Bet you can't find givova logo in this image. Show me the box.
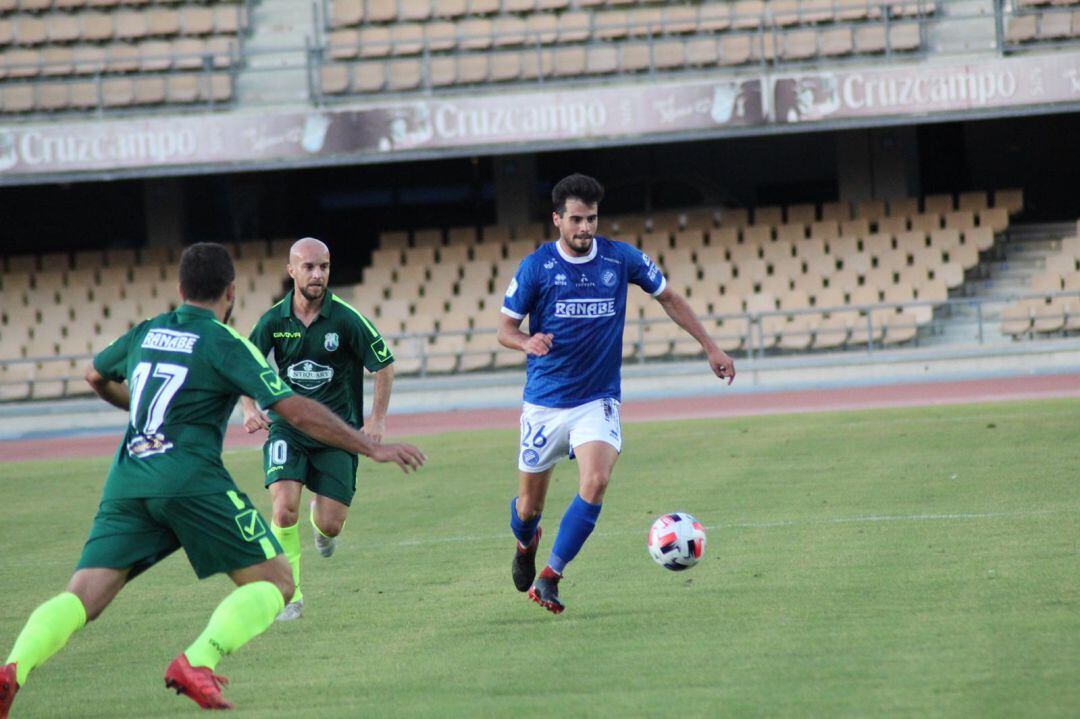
[286,360,334,390]
[554,299,616,318]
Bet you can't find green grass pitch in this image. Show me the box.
[2,399,1079,718]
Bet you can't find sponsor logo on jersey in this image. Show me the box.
[601,269,617,287]
[554,299,616,318]
[324,332,339,351]
[522,448,540,466]
[141,329,199,354]
[286,360,334,390]
[544,259,556,269]
[273,331,302,339]
[554,273,567,286]
[642,253,660,281]
[126,432,174,458]
[505,277,519,297]
[576,273,595,287]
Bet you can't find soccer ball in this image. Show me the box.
[647,512,706,571]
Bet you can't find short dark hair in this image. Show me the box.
[552,173,604,215]
[178,243,236,302]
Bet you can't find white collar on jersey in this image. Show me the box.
[555,237,598,264]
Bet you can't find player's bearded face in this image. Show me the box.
[290,253,330,301]
[556,199,599,256]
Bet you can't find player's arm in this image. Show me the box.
[85,366,130,410]
[268,394,425,473]
[240,395,272,433]
[654,287,736,385]
[364,363,394,443]
[497,314,552,356]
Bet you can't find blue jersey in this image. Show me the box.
[501,236,667,408]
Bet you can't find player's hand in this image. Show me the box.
[362,417,386,444]
[243,408,272,433]
[707,347,736,385]
[372,442,427,474]
[522,333,554,356]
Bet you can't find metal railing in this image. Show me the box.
[4,289,1079,400]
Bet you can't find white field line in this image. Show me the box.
[387,509,1065,549]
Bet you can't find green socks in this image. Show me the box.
[5,592,87,686]
[184,581,284,670]
[271,521,303,603]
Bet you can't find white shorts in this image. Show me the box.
[518,398,623,473]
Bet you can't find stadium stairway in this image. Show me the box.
[928,0,997,54]
[235,0,313,104]
[925,222,1075,346]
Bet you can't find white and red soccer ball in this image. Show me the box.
[647,512,706,571]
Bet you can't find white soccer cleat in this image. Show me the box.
[274,599,303,622]
[310,500,337,558]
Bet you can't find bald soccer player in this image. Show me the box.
[240,238,397,621]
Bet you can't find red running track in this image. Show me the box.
[3,373,1078,463]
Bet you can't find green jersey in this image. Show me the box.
[93,304,294,500]
[249,289,393,433]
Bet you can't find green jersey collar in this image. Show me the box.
[177,304,218,320]
[278,289,335,320]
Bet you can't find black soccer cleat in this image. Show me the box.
[512,527,542,592]
[528,572,565,615]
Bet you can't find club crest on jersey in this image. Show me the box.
[286,360,334,390]
[601,269,617,287]
[324,332,339,351]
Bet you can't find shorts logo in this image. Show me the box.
[286,360,334,390]
[324,332,339,351]
[522,449,540,467]
[601,269,617,287]
[235,509,267,542]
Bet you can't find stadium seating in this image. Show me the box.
[315,0,933,96]
[0,0,247,113]
[1001,230,1080,340]
[1004,2,1080,46]
[0,188,1018,397]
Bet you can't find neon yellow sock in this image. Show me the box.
[271,521,302,603]
[184,581,284,671]
[6,592,87,686]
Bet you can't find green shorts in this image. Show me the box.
[263,426,358,506]
[76,490,282,580]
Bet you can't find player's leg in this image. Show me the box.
[4,498,178,715]
[265,432,310,620]
[531,399,623,614]
[514,403,570,593]
[511,469,552,592]
[162,491,290,709]
[306,450,358,558]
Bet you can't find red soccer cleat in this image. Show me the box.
[527,568,565,615]
[0,663,17,719]
[164,654,234,710]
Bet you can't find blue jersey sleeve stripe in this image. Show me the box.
[650,275,668,297]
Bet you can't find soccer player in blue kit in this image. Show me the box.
[498,174,736,614]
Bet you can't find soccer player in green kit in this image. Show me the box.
[240,237,395,621]
[0,243,425,716]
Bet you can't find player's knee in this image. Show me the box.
[273,506,299,527]
[579,472,610,502]
[316,517,344,537]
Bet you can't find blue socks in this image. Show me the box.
[510,497,541,548]
[548,494,602,575]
